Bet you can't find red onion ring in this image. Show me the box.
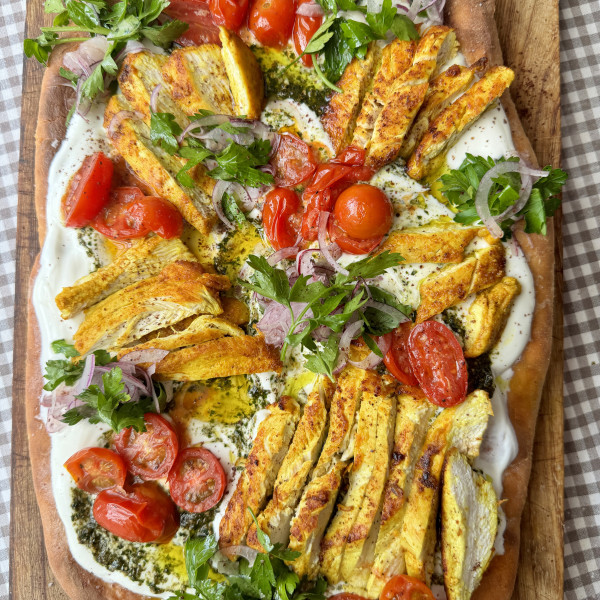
[267,247,299,265]
[150,83,162,113]
[349,351,384,370]
[318,212,349,276]
[212,180,235,230]
[72,353,95,395]
[106,110,144,139]
[220,545,259,563]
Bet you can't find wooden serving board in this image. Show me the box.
[10,1,563,598]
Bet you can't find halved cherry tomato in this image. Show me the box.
[92,187,183,240]
[301,188,334,241]
[262,187,302,250]
[408,321,468,407]
[93,482,180,543]
[209,0,248,29]
[62,152,114,227]
[168,447,226,513]
[272,133,317,187]
[328,218,382,254]
[114,414,179,481]
[328,594,368,600]
[164,0,221,45]
[380,575,435,600]
[333,184,393,239]
[64,447,126,494]
[332,145,367,167]
[384,323,419,386]
[248,0,296,48]
[293,0,322,67]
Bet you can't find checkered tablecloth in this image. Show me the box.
[1,1,599,599]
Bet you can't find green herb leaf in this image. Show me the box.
[304,335,340,380]
[51,339,80,358]
[185,536,218,588]
[141,19,189,48]
[390,14,420,40]
[365,0,396,37]
[222,192,248,226]
[150,112,182,155]
[45,0,65,13]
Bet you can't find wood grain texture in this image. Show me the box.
[9,2,563,600]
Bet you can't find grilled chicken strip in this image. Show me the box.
[153,334,282,380]
[218,396,300,550]
[288,366,369,579]
[321,45,380,155]
[367,393,435,598]
[55,236,196,319]
[406,66,515,180]
[441,448,498,600]
[162,45,235,116]
[365,26,457,170]
[246,378,336,551]
[463,276,521,357]
[416,243,506,323]
[379,223,481,264]
[400,390,493,585]
[73,261,226,355]
[399,58,487,159]
[351,39,416,150]
[105,94,215,233]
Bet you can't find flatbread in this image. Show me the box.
[24,2,555,598]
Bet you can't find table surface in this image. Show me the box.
[1,1,599,599]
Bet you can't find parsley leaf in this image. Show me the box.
[186,536,218,588]
[51,339,80,358]
[439,154,567,239]
[150,111,182,154]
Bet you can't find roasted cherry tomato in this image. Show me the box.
[262,187,302,250]
[293,0,323,67]
[384,323,419,386]
[333,184,393,239]
[164,0,221,45]
[328,594,368,600]
[332,145,367,166]
[64,447,126,494]
[168,447,227,513]
[114,414,179,481]
[93,482,180,543]
[92,187,184,240]
[272,133,317,187]
[63,152,114,228]
[248,0,296,48]
[209,0,248,29]
[380,575,435,600]
[328,218,382,254]
[301,188,334,241]
[408,321,468,407]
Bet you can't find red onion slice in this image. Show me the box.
[120,348,170,365]
[212,180,235,230]
[221,545,259,564]
[63,37,109,77]
[267,247,299,265]
[150,83,162,113]
[349,351,384,370]
[72,353,95,395]
[474,161,550,238]
[115,40,146,63]
[339,321,364,357]
[106,110,144,139]
[296,1,325,16]
[318,212,349,276]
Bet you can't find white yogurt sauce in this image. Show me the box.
[32,47,535,595]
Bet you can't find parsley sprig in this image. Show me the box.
[24,0,187,120]
[150,110,274,190]
[174,511,326,600]
[241,252,409,379]
[439,154,567,238]
[44,339,163,432]
[295,0,419,91]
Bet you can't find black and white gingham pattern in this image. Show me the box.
[561,1,600,598]
[0,1,598,598]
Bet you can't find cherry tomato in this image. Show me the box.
[63,152,114,227]
[384,323,419,386]
[168,447,227,513]
[328,218,382,254]
[209,0,248,29]
[263,187,302,250]
[93,482,180,543]
[328,594,368,600]
[380,575,435,600]
[301,188,334,241]
[164,0,221,45]
[333,184,393,239]
[332,145,367,167]
[293,0,322,67]
[408,321,468,407]
[272,133,317,187]
[64,447,126,494]
[248,0,296,48]
[92,187,184,240]
[114,414,179,481]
